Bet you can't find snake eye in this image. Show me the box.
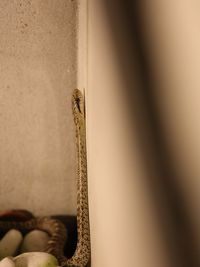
[75,97,82,113]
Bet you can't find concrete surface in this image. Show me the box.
[0,0,78,216]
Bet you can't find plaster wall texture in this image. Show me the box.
[0,0,78,216]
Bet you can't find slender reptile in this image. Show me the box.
[0,89,91,267]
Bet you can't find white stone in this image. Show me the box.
[0,257,15,267]
[0,230,23,259]
[14,252,58,267]
[20,230,50,253]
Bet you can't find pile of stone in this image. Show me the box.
[0,252,59,267]
[0,229,50,258]
[0,210,61,267]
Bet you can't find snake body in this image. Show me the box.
[0,89,91,267]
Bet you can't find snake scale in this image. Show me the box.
[0,89,91,267]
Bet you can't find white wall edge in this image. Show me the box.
[77,0,88,94]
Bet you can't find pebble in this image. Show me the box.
[0,230,23,259]
[14,252,59,267]
[0,227,61,267]
[0,257,15,267]
[0,253,60,267]
[20,230,50,253]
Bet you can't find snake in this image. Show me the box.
[0,89,91,267]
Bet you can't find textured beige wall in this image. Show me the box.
[0,0,78,216]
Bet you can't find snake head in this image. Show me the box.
[72,89,85,126]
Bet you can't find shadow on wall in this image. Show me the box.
[102,1,199,266]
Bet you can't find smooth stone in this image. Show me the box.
[0,257,15,267]
[14,252,59,267]
[0,230,23,259]
[20,230,50,253]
